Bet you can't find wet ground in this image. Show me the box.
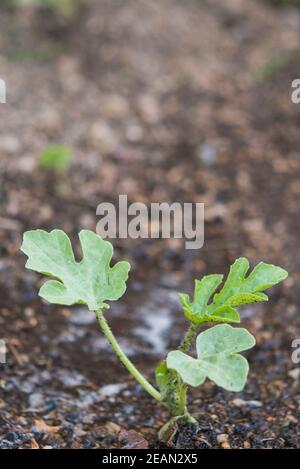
[0,0,300,448]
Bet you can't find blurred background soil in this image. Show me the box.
[0,0,300,449]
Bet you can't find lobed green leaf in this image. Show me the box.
[167,324,256,392]
[21,229,130,311]
[179,257,288,325]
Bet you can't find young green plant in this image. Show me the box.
[20,229,288,443]
[4,0,81,18]
[40,145,71,172]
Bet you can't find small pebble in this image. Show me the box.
[217,433,230,449]
[197,142,218,166]
[288,368,300,380]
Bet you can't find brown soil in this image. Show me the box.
[0,0,299,449]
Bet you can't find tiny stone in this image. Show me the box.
[231,398,246,407]
[28,392,44,409]
[217,433,230,449]
[247,400,263,408]
[197,142,218,166]
[288,368,300,380]
[231,398,262,408]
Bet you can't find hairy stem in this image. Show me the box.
[96,309,161,402]
[163,323,199,424]
[179,323,199,353]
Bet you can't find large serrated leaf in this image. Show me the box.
[179,257,288,325]
[21,229,130,311]
[167,324,256,392]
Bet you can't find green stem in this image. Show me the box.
[96,309,161,402]
[163,323,199,423]
[179,323,198,353]
[176,382,188,416]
